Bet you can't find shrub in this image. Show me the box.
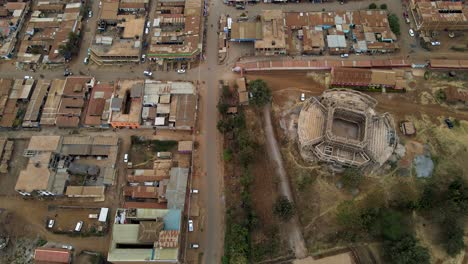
[223,148,233,161]
[341,168,362,190]
[380,4,387,9]
[384,235,430,264]
[273,196,295,221]
[369,3,377,9]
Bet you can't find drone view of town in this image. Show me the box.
[0,0,467,263]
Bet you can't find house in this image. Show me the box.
[410,0,468,31]
[22,79,51,128]
[177,141,192,154]
[34,248,71,264]
[254,10,287,56]
[40,79,66,126]
[330,67,399,90]
[236,78,249,105]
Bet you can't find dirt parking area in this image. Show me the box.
[47,207,107,235]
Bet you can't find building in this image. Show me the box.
[236,77,249,105]
[445,86,468,105]
[0,79,13,120]
[56,76,94,128]
[330,68,404,90]
[254,10,287,56]
[147,0,203,70]
[177,141,192,153]
[0,2,29,59]
[90,14,145,65]
[16,134,119,197]
[34,247,71,264]
[235,10,397,56]
[107,208,182,263]
[410,0,468,32]
[166,167,188,210]
[40,79,66,126]
[110,79,144,128]
[298,89,397,168]
[17,2,82,68]
[22,79,51,128]
[0,137,13,174]
[83,83,114,127]
[119,0,149,11]
[141,81,196,130]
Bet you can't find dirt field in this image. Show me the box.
[246,70,468,262]
[47,207,106,234]
[0,139,28,196]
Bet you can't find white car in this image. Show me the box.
[340,53,349,58]
[84,56,89,65]
[190,243,199,249]
[300,93,305,102]
[409,29,415,37]
[188,220,194,232]
[190,189,199,194]
[24,76,33,80]
[145,28,149,35]
[177,68,186,74]
[88,11,93,18]
[141,54,146,63]
[47,219,55,228]
[146,21,151,28]
[431,41,441,46]
[143,70,152,77]
[61,245,73,250]
[123,153,128,163]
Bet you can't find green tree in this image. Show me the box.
[371,210,408,241]
[369,3,377,9]
[441,218,464,256]
[388,14,401,35]
[58,31,81,56]
[273,196,295,221]
[341,168,362,190]
[336,200,361,228]
[217,102,229,115]
[248,79,271,107]
[380,4,387,9]
[384,235,430,264]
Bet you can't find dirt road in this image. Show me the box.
[263,105,307,259]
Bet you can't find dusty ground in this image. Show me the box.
[245,70,468,262]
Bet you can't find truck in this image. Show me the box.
[157,152,172,159]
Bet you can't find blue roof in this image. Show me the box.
[163,209,181,231]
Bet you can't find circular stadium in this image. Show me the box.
[298,89,397,168]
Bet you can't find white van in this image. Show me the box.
[75,221,83,232]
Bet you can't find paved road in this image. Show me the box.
[263,105,307,259]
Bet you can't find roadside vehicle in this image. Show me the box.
[300,93,305,101]
[409,29,415,37]
[190,189,199,194]
[444,118,454,129]
[74,221,83,232]
[177,68,186,74]
[143,70,153,77]
[188,219,194,232]
[47,219,55,228]
[157,152,172,159]
[431,41,441,46]
[190,243,199,249]
[141,54,146,63]
[88,11,93,18]
[124,153,129,163]
[340,53,349,58]
[84,56,89,65]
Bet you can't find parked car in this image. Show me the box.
[405,17,410,24]
[177,68,186,74]
[143,70,153,77]
[190,189,199,194]
[123,153,129,163]
[300,93,305,102]
[74,221,83,232]
[141,54,146,63]
[47,219,55,228]
[146,21,151,28]
[190,243,199,249]
[444,118,454,129]
[409,29,415,37]
[145,28,149,35]
[88,10,93,18]
[64,69,72,76]
[24,76,33,79]
[61,245,73,250]
[340,53,349,58]
[84,56,89,65]
[431,41,441,46]
[188,219,194,232]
